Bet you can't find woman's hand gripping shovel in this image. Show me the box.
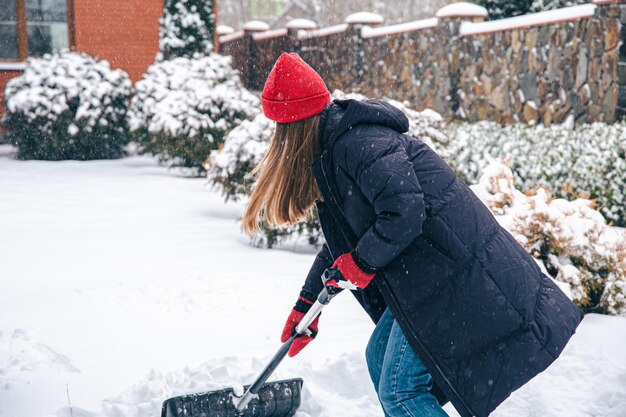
[161,269,343,417]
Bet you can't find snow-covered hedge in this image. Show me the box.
[471,162,626,316]
[253,221,324,250]
[207,113,273,200]
[3,51,132,160]
[128,54,259,172]
[445,121,626,226]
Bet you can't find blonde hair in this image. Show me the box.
[242,115,322,236]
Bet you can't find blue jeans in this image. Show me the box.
[366,308,448,417]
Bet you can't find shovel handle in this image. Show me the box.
[234,286,337,411]
[295,289,332,334]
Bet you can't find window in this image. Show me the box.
[0,0,68,60]
[0,0,19,59]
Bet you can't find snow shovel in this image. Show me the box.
[161,278,341,417]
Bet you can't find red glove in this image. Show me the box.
[325,250,378,290]
[280,290,319,357]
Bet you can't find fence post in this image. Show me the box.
[215,25,234,54]
[286,19,317,54]
[435,2,488,119]
[243,20,269,89]
[619,0,626,121]
[345,12,384,91]
[591,0,626,121]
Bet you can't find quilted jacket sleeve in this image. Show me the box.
[335,131,426,269]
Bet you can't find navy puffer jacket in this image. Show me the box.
[303,99,583,417]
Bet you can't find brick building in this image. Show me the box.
[0,0,164,115]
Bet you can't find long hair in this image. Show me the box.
[242,114,322,236]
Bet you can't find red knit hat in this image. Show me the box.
[261,53,331,123]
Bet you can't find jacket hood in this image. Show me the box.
[319,99,410,149]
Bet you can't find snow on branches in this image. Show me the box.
[207,113,273,201]
[128,54,259,172]
[160,0,216,60]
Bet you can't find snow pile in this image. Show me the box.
[102,353,381,417]
[159,0,216,60]
[435,2,488,18]
[102,315,626,417]
[471,161,626,315]
[3,51,131,160]
[128,54,260,172]
[0,328,79,390]
[344,11,385,24]
[447,120,626,226]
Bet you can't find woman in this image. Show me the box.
[242,53,583,417]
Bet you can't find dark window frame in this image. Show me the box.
[1,0,74,62]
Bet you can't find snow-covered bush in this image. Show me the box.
[446,121,626,226]
[207,113,273,200]
[471,161,626,316]
[253,220,324,250]
[3,51,132,160]
[128,54,260,172]
[160,0,216,60]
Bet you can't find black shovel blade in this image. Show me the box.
[161,378,303,417]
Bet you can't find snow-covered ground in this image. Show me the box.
[1,155,625,417]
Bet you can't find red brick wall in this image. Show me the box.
[73,0,163,82]
[0,70,23,117]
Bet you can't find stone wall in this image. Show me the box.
[456,3,621,124]
[219,1,626,125]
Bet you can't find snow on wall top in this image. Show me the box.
[345,12,384,24]
[243,20,270,31]
[0,62,26,71]
[435,2,488,18]
[286,18,317,30]
[361,17,438,38]
[219,31,244,43]
[253,28,288,41]
[298,23,349,39]
[216,25,234,35]
[460,3,596,35]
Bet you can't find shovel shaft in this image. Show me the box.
[235,287,335,411]
[295,299,324,334]
[234,333,297,411]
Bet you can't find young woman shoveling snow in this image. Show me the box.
[242,53,583,417]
